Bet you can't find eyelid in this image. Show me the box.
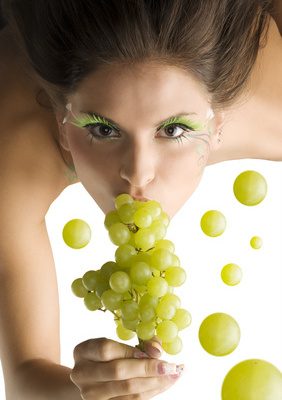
[73,113,205,131]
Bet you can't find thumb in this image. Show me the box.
[136,336,163,359]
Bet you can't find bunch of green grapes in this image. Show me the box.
[71,193,191,355]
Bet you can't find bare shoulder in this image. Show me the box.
[0,27,80,222]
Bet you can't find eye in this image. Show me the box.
[159,123,193,139]
[85,123,120,141]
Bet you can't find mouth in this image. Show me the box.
[131,196,150,202]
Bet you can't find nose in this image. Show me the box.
[119,138,155,188]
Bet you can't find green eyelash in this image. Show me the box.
[71,114,111,129]
[162,116,205,131]
[71,113,206,145]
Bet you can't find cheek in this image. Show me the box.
[160,146,207,216]
[68,133,118,180]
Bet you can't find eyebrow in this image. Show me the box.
[79,110,198,130]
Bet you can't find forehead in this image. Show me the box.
[69,62,211,118]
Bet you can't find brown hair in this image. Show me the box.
[2,0,273,114]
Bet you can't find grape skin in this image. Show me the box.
[70,193,190,355]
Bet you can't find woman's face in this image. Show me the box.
[58,62,224,218]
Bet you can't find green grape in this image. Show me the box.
[144,200,162,220]
[134,228,155,251]
[139,293,158,309]
[147,277,168,297]
[95,279,110,298]
[130,261,152,285]
[171,254,180,267]
[150,248,173,271]
[165,267,186,287]
[116,323,135,340]
[250,236,263,249]
[122,318,139,331]
[62,219,91,249]
[100,261,119,281]
[132,284,147,295]
[150,220,167,241]
[101,289,123,311]
[121,300,139,320]
[159,211,170,227]
[117,202,136,224]
[71,278,88,298]
[109,271,131,293]
[139,304,156,322]
[151,268,161,277]
[161,293,181,309]
[109,222,131,246]
[128,233,136,248]
[115,244,137,268]
[135,252,151,264]
[171,308,191,330]
[198,312,240,356]
[104,210,121,230]
[156,298,176,320]
[133,207,153,228]
[82,270,100,291]
[154,239,175,253]
[233,170,267,206]
[221,263,242,286]
[221,359,282,400]
[200,210,226,237]
[162,336,183,355]
[156,320,178,343]
[136,320,156,341]
[133,200,145,209]
[115,193,134,209]
[84,292,102,311]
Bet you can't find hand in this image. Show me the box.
[70,337,183,399]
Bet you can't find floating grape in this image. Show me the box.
[233,170,267,206]
[221,359,282,400]
[62,219,91,249]
[200,210,226,237]
[250,236,263,249]
[221,263,242,286]
[198,312,240,356]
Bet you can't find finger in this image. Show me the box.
[73,337,142,362]
[142,336,163,359]
[87,374,181,399]
[74,358,183,383]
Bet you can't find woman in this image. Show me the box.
[0,1,281,399]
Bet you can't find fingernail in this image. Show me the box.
[150,346,161,358]
[169,364,185,379]
[158,362,177,375]
[133,350,150,359]
[176,364,185,375]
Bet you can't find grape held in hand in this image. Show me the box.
[70,193,191,355]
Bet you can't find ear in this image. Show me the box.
[208,110,225,151]
[54,111,71,152]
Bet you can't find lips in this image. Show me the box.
[131,196,150,202]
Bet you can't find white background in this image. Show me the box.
[1,158,282,399]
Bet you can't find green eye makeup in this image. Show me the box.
[71,112,206,132]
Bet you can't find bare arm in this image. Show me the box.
[0,119,81,399]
